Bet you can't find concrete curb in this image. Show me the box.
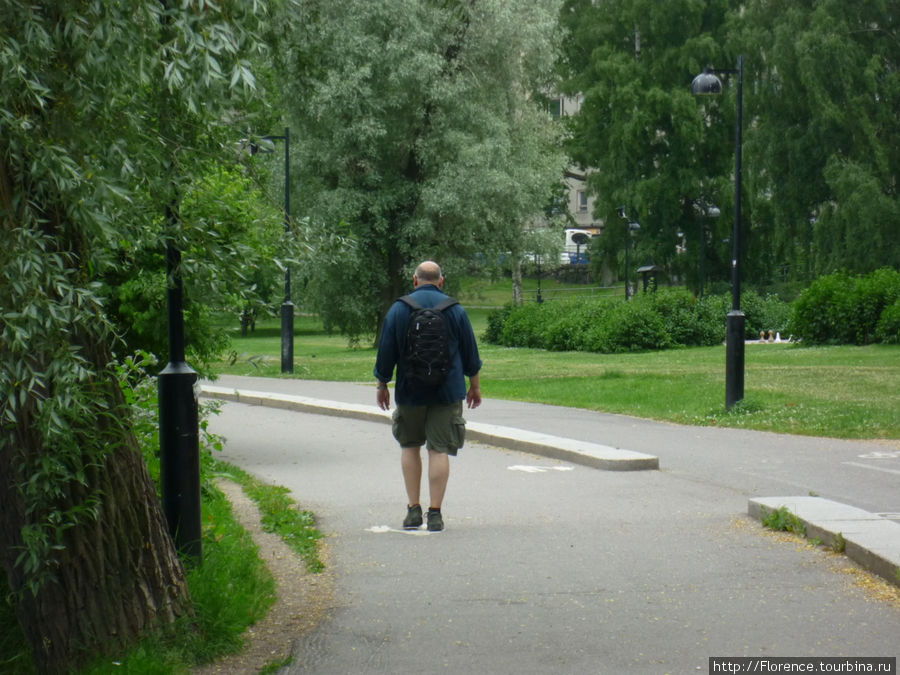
[199,384,659,472]
[749,496,900,589]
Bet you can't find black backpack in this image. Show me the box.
[398,294,458,388]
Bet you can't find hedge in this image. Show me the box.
[485,270,899,353]
[485,288,791,353]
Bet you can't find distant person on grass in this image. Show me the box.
[374,261,482,532]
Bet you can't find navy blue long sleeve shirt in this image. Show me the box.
[374,284,482,406]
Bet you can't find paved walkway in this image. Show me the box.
[202,375,900,674]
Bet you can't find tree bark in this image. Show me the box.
[0,342,192,673]
[511,257,524,306]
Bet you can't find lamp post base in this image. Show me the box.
[725,310,745,409]
[281,301,295,374]
[158,361,201,564]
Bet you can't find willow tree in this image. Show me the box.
[0,2,273,671]
[559,0,739,292]
[278,0,567,337]
[734,0,900,279]
[562,0,899,291]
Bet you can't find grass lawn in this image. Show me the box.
[213,298,900,441]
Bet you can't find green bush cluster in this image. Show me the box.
[485,289,792,353]
[789,268,900,345]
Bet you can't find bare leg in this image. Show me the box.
[401,446,422,506]
[427,449,450,509]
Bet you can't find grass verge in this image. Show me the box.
[210,458,324,573]
[0,457,323,674]
[215,312,900,440]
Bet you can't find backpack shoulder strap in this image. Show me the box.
[398,295,458,312]
[433,297,458,312]
[397,295,421,310]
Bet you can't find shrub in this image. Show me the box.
[645,288,709,346]
[876,297,900,344]
[789,272,853,344]
[789,268,900,344]
[583,299,671,353]
[849,268,900,344]
[741,290,793,340]
[545,299,613,351]
[485,286,793,353]
[484,304,512,344]
[497,302,548,348]
[694,294,729,345]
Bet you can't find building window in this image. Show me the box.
[549,97,562,119]
[577,191,588,212]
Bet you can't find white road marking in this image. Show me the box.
[366,525,432,536]
[508,465,574,473]
[841,461,900,477]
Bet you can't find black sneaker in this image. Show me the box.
[403,504,423,529]
[427,509,444,532]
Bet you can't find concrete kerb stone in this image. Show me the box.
[749,496,900,589]
[199,384,659,472]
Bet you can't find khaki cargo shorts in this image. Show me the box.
[391,401,466,456]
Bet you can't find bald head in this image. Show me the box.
[413,261,443,286]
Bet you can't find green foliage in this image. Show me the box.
[211,461,325,574]
[279,0,568,337]
[210,306,900,439]
[760,506,807,537]
[0,230,118,596]
[789,268,900,344]
[561,0,899,291]
[876,297,900,344]
[101,167,287,375]
[483,304,514,344]
[76,481,277,673]
[0,567,32,673]
[486,287,797,353]
[560,0,737,288]
[0,1,287,668]
[498,302,563,349]
[1,358,286,672]
[545,299,612,351]
[736,1,900,279]
[832,532,846,554]
[583,299,671,353]
[739,290,794,338]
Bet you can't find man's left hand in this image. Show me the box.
[377,386,391,411]
[466,386,482,409]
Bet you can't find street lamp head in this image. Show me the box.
[617,205,627,220]
[691,69,723,95]
[629,222,640,232]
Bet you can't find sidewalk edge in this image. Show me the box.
[749,496,900,589]
[200,385,659,472]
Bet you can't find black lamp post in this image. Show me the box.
[158,204,201,564]
[617,206,641,301]
[251,128,294,374]
[692,56,745,409]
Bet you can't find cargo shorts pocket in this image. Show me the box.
[452,415,466,450]
[391,407,403,444]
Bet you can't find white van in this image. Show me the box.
[562,227,602,265]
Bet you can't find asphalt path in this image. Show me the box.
[207,378,900,674]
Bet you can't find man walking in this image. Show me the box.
[374,261,482,532]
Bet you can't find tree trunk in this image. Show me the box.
[0,342,192,673]
[511,257,524,305]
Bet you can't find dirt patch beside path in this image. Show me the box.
[193,480,336,674]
